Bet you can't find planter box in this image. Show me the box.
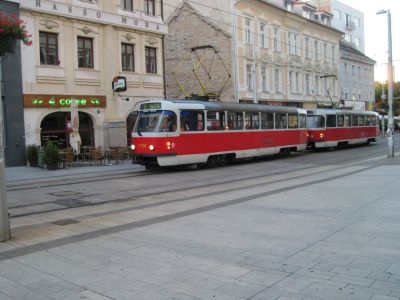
[0,37,17,56]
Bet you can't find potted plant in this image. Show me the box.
[43,142,60,170]
[26,144,38,167]
[0,12,32,56]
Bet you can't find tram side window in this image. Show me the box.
[326,115,336,127]
[344,115,351,127]
[261,112,274,129]
[299,114,306,128]
[372,116,378,126]
[227,111,244,130]
[359,115,365,126]
[275,113,288,129]
[288,114,298,129]
[245,112,260,130]
[207,111,225,131]
[351,115,358,126]
[337,115,344,127]
[180,110,204,131]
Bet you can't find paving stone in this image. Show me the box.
[331,274,374,287]
[215,282,266,299]
[372,280,400,293]
[183,286,244,300]
[295,268,335,280]
[208,263,252,278]
[1,284,52,300]
[239,270,288,287]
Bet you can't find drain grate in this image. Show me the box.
[55,199,91,208]
[50,191,82,197]
[52,219,79,226]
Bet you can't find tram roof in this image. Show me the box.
[307,109,379,116]
[138,99,307,114]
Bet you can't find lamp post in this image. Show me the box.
[377,9,394,157]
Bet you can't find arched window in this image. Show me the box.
[40,112,94,148]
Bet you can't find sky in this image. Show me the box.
[341,0,399,82]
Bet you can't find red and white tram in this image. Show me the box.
[131,100,308,167]
[306,109,380,149]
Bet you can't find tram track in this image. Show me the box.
[4,153,381,261]
[7,139,390,193]
[9,142,389,221]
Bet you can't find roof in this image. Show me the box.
[340,41,376,64]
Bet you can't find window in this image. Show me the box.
[333,9,341,20]
[121,0,133,11]
[273,28,279,51]
[344,115,351,127]
[352,65,355,75]
[289,33,295,54]
[351,115,358,126]
[331,45,335,64]
[274,69,280,93]
[227,111,243,130]
[345,13,351,27]
[288,114,298,128]
[314,76,319,95]
[354,17,360,28]
[337,115,344,127]
[261,64,267,92]
[299,114,306,128]
[40,31,58,65]
[306,115,325,128]
[344,62,348,73]
[144,0,155,16]
[305,37,310,59]
[245,112,260,130]
[245,18,251,44]
[344,34,350,43]
[206,111,224,131]
[77,37,93,68]
[354,37,360,48]
[121,43,134,72]
[305,74,310,95]
[261,113,274,129]
[180,111,204,131]
[260,23,267,48]
[145,46,157,73]
[326,115,336,127]
[289,71,293,93]
[359,115,364,126]
[314,40,319,60]
[275,113,287,129]
[246,64,253,91]
[324,43,327,62]
[295,72,300,93]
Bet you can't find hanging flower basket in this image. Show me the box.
[0,12,32,56]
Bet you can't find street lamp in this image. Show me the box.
[377,9,394,157]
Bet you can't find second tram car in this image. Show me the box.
[131,100,308,167]
[306,109,379,149]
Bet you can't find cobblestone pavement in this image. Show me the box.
[1,147,400,300]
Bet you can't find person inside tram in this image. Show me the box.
[160,116,177,132]
[181,119,190,131]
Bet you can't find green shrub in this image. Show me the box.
[26,144,38,166]
[43,142,60,165]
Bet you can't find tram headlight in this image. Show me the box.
[149,145,155,151]
[320,133,324,139]
[166,141,171,150]
[130,144,136,150]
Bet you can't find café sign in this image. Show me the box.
[24,94,107,108]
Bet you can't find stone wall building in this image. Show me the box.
[164,0,343,108]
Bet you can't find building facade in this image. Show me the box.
[307,0,365,53]
[0,0,26,167]
[20,0,167,150]
[164,0,343,109]
[340,41,375,110]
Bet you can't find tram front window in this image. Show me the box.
[135,110,177,133]
[306,115,325,128]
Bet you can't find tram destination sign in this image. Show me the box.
[24,94,107,108]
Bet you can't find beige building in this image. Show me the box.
[164,0,343,109]
[20,0,167,149]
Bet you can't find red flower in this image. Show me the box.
[0,13,32,46]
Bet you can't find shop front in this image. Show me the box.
[23,94,106,149]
